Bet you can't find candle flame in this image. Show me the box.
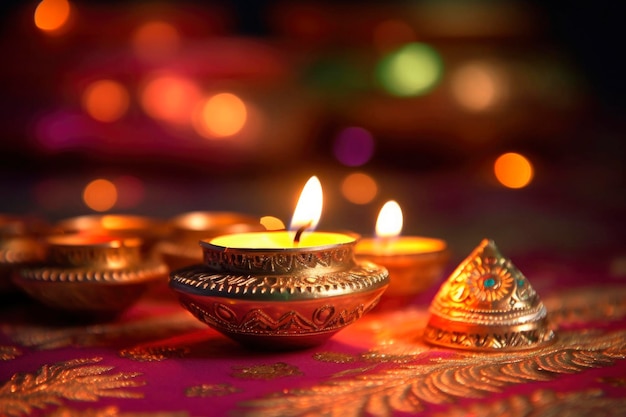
[375,200,403,238]
[290,176,323,233]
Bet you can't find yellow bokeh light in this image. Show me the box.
[377,42,443,96]
[341,173,378,205]
[193,93,247,139]
[131,21,180,62]
[83,179,118,212]
[494,153,534,189]
[451,62,505,111]
[140,75,202,125]
[82,80,130,123]
[34,0,71,33]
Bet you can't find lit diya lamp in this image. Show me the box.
[14,233,168,317]
[169,176,389,349]
[355,201,449,304]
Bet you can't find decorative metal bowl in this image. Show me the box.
[158,211,264,270]
[169,233,389,349]
[14,234,168,316]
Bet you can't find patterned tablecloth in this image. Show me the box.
[2,249,626,417]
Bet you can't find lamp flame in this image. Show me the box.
[375,200,403,238]
[290,176,323,235]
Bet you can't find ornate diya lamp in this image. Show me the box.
[424,238,555,351]
[14,234,168,316]
[169,176,389,349]
[0,215,48,292]
[170,231,388,349]
[158,211,264,270]
[355,201,449,306]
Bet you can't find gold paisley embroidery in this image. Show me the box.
[546,286,626,325]
[0,357,145,417]
[119,346,190,362]
[597,376,626,388]
[185,383,242,397]
[238,329,626,417]
[313,352,356,364]
[44,406,189,417]
[232,362,303,380]
[434,389,626,417]
[0,345,22,360]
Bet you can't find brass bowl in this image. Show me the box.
[169,232,389,349]
[14,234,167,316]
[158,211,264,270]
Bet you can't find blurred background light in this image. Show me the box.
[333,126,375,167]
[451,61,507,112]
[34,0,71,33]
[114,175,145,209]
[494,152,534,189]
[131,20,180,62]
[140,75,202,125]
[82,80,130,123]
[83,179,118,212]
[341,172,378,205]
[377,42,443,96]
[193,93,247,139]
[372,19,416,53]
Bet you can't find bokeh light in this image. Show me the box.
[82,80,130,123]
[34,0,71,33]
[333,127,375,167]
[494,152,534,189]
[451,62,506,111]
[341,172,378,205]
[140,75,202,125]
[373,19,416,52]
[377,42,443,96]
[193,93,247,139]
[131,21,180,62]
[83,179,118,212]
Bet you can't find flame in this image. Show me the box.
[290,176,323,233]
[375,200,403,238]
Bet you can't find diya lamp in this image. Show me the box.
[355,201,449,306]
[169,176,389,349]
[0,215,48,293]
[424,238,555,351]
[14,233,168,317]
[158,211,264,270]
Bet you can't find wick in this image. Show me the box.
[293,221,312,245]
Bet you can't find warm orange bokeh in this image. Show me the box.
[341,172,378,205]
[82,80,130,122]
[83,179,118,212]
[34,0,71,33]
[140,75,202,125]
[194,93,247,138]
[132,21,180,62]
[451,62,506,112]
[494,152,534,189]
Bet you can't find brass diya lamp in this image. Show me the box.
[158,211,264,270]
[170,231,389,349]
[355,201,449,306]
[14,234,168,316]
[0,215,48,292]
[424,238,555,351]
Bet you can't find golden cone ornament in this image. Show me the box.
[424,238,555,351]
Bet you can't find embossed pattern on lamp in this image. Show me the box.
[14,234,168,316]
[169,177,390,349]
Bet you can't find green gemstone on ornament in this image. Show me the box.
[517,278,525,286]
[484,278,496,288]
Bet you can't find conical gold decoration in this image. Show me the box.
[424,238,555,350]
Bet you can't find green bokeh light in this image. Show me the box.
[377,42,443,96]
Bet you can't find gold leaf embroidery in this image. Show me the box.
[546,286,626,325]
[313,352,356,364]
[238,329,626,417]
[185,383,242,397]
[119,346,190,362]
[44,405,190,417]
[232,362,303,380]
[0,345,22,360]
[597,376,626,388]
[0,357,145,417]
[433,389,626,417]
